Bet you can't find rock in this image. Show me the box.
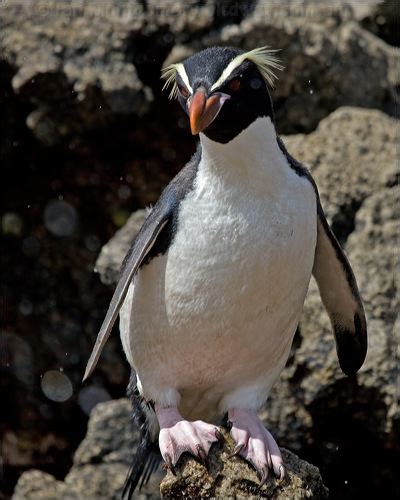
[13,400,328,499]
[283,107,399,240]
[1,0,398,145]
[12,399,163,499]
[160,428,328,499]
[12,470,65,500]
[95,210,147,285]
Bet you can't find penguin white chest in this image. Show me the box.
[120,117,317,415]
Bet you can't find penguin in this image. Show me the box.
[83,46,367,496]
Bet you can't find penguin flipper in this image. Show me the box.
[83,148,201,382]
[312,199,367,375]
[83,207,170,382]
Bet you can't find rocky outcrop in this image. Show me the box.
[12,399,328,499]
[0,0,398,145]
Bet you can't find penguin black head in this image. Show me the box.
[162,46,283,144]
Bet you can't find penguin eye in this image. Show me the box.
[177,84,190,99]
[228,77,241,93]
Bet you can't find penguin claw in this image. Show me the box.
[258,466,269,487]
[228,408,284,486]
[229,443,244,458]
[196,444,208,467]
[215,429,223,442]
[164,453,176,475]
[275,464,285,481]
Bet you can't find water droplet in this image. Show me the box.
[78,386,111,415]
[309,89,314,95]
[2,213,23,236]
[44,200,78,237]
[22,236,40,257]
[250,78,262,90]
[84,234,101,252]
[41,370,73,402]
[19,299,33,316]
[118,185,131,200]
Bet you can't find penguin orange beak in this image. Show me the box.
[188,88,230,135]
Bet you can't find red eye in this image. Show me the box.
[228,78,241,92]
[178,84,190,99]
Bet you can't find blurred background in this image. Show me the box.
[1,1,398,499]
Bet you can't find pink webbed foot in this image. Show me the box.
[156,406,221,469]
[228,408,284,485]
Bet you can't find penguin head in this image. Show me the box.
[162,46,283,144]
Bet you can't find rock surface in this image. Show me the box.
[0,0,398,144]
[12,399,328,499]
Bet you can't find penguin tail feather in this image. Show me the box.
[121,429,161,499]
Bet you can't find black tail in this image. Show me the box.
[122,371,161,499]
[122,429,161,499]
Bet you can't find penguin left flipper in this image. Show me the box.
[83,148,201,382]
[312,198,367,376]
[82,208,170,381]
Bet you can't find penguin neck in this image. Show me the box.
[198,116,288,192]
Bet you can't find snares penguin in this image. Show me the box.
[83,46,367,495]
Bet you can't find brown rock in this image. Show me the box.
[160,429,328,499]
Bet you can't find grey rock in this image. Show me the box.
[1,0,398,146]
[12,470,66,500]
[73,399,139,466]
[95,210,147,285]
[0,0,216,144]
[283,107,399,239]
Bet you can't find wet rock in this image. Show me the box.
[160,428,329,498]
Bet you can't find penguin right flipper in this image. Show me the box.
[312,198,367,376]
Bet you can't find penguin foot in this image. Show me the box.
[228,408,284,484]
[156,406,220,468]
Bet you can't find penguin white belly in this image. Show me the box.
[120,118,317,421]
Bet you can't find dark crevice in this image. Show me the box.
[125,29,175,90]
[330,199,363,246]
[213,0,257,29]
[306,381,399,499]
